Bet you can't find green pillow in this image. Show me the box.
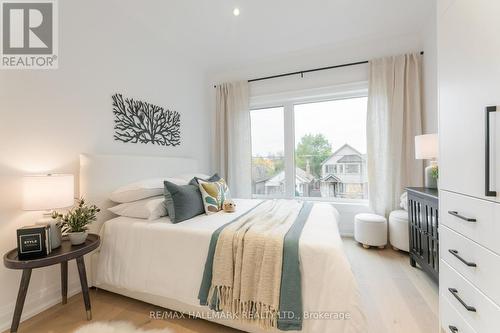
[163,174,221,223]
[163,181,204,223]
[189,173,220,186]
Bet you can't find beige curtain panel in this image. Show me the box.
[215,81,252,198]
[367,53,424,216]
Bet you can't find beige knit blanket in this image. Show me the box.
[207,199,303,329]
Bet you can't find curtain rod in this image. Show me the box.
[213,51,424,88]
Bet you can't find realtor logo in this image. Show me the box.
[1,0,58,69]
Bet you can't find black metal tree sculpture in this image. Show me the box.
[112,93,181,146]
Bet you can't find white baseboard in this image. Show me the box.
[0,278,81,332]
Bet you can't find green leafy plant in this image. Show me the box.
[295,134,332,177]
[52,198,100,233]
[431,165,439,180]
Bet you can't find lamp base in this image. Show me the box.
[424,162,438,189]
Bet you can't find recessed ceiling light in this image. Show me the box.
[233,8,240,16]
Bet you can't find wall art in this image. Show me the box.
[112,93,180,146]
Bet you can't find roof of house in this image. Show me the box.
[295,167,315,183]
[254,176,272,184]
[321,143,365,166]
[337,154,363,163]
[265,167,315,186]
[321,174,342,182]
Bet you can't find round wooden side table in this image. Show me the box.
[3,234,100,333]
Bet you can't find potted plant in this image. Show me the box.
[431,165,439,188]
[52,198,100,245]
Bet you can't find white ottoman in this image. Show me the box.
[389,210,409,252]
[354,213,387,249]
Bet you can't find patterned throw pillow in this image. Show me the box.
[198,178,230,214]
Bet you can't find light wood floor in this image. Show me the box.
[5,237,439,333]
[343,238,439,333]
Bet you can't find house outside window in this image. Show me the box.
[250,107,285,196]
[320,145,367,199]
[250,82,368,202]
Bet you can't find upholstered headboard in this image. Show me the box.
[79,154,199,233]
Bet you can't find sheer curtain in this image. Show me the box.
[367,53,424,216]
[214,81,252,198]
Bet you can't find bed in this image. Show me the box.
[80,154,366,333]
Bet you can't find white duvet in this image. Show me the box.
[96,199,365,333]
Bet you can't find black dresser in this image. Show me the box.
[407,187,439,283]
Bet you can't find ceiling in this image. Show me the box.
[109,0,434,71]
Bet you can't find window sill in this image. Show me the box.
[251,195,369,206]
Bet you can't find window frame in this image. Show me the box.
[249,106,287,199]
[249,81,369,203]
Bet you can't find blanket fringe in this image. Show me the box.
[208,285,279,329]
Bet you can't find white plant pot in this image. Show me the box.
[68,231,88,245]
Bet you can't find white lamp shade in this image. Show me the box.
[22,174,74,210]
[415,134,439,160]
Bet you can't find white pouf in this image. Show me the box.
[354,213,387,249]
[389,210,409,252]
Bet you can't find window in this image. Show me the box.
[250,84,368,202]
[345,163,361,174]
[250,107,285,196]
[294,98,367,200]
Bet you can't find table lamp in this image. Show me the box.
[415,134,438,189]
[22,174,75,249]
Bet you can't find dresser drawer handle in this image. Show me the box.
[448,211,477,222]
[449,249,477,267]
[449,325,458,333]
[448,288,477,312]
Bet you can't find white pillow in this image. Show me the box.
[108,196,167,220]
[110,177,187,203]
[400,192,408,211]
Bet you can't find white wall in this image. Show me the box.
[0,1,210,330]
[210,28,438,131]
[0,1,439,328]
[208,31,438,235]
